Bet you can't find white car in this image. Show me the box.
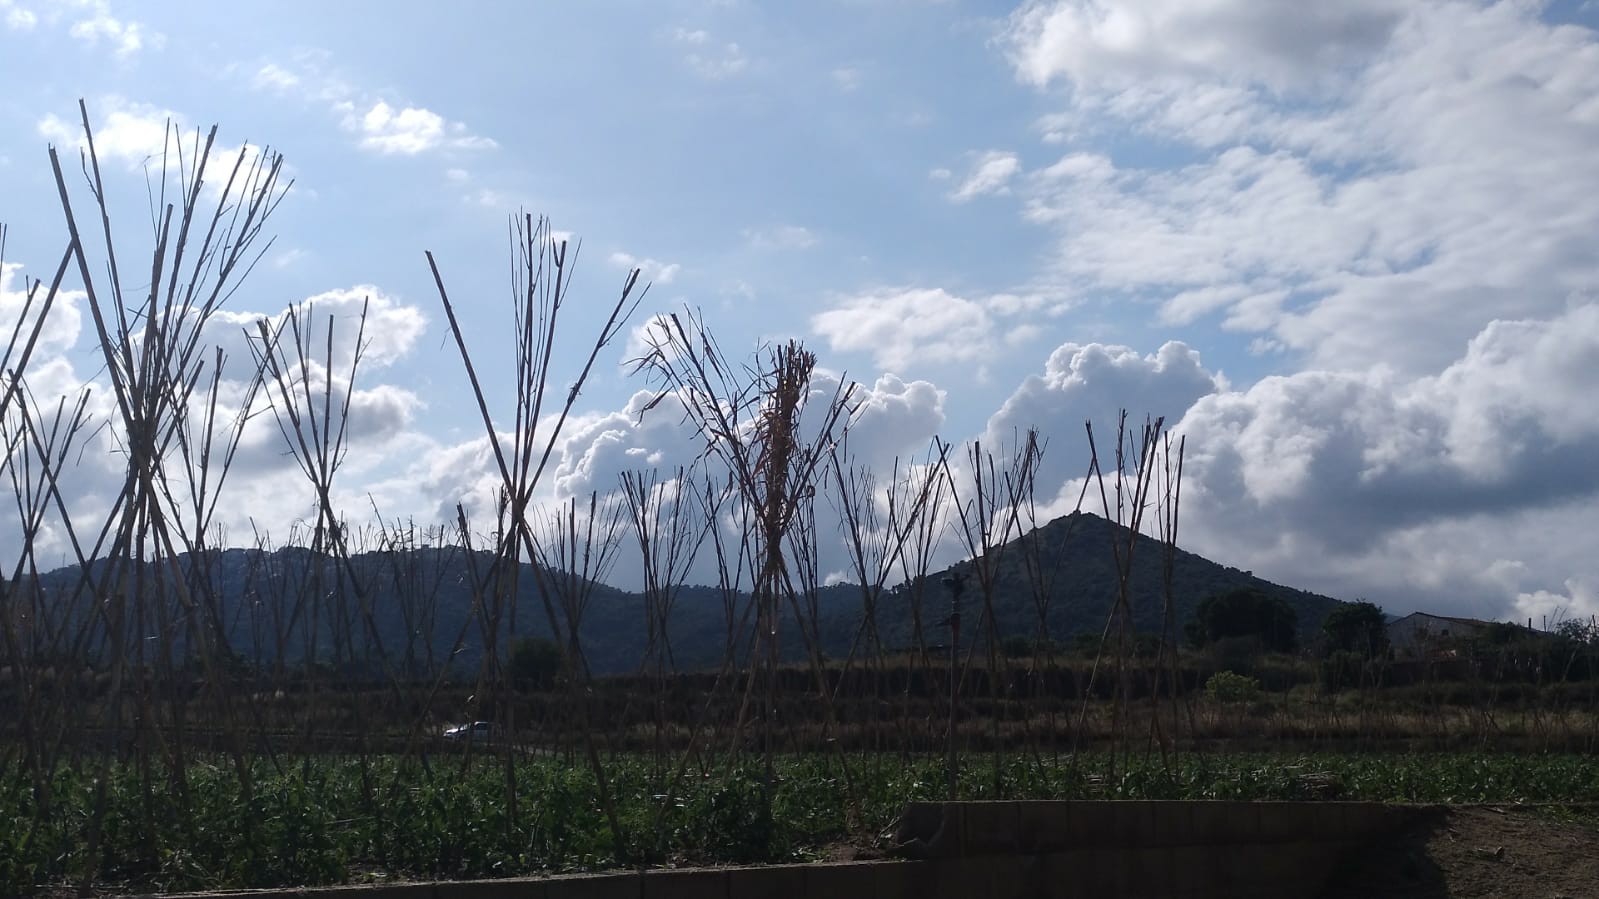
[441,721,503,744]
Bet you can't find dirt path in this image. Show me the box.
[1322,805,1599,898]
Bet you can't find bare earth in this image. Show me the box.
[1322,806,1599,899]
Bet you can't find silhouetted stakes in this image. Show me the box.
[942,570,967,799]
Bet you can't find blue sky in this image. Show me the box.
[3,0,1598,625]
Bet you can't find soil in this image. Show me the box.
[1322,805,1599,898]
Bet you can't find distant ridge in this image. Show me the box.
[894,509,1344,650]
[26,511,1346,675]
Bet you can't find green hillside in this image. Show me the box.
[883,510,1345,651]
[27,511,1346,675]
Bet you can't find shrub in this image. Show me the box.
[1189,589,1298,654]
[1321,600,1389,658]
[1204,670,1261,704]
[509,637,564,688]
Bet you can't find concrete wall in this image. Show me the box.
[152,801,1417,899]
[893,800,1416,898]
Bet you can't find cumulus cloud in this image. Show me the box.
[344,101,498,155]
[1172,303,1599,617]
[832,66,863,91]
[1516,578,1598,631]
[950,150,1022,201]
[38,98,184,162]
[246,56,495,157]
[62,0,162,58]
[1004,0,1402,92]
[838,374,946,473]
[998,1,1599,377]
[672,27,748,78]
[36,97,271,195]
[610,251,680,285]
[2,0,36,30]
[252,63,300,91]
[954,302,1599,620]
[0,256,433,565]
[0,262,84,358]
[402,365,948,588]
[744,224,817,250]
[984,339,1222,505]
[812,287,995,371]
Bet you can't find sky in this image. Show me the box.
[1,0,1597,626]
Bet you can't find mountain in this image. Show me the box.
[890,510,1344,651]
[20,512,1346,676]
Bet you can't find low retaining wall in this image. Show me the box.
[148,801,1420,899]
[892,799,1418,898]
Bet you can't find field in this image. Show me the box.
[5,111,1599,896]
[5,751,1599,894]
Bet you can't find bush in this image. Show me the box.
[1189,589,1298,654]
[509,637,564,688]
[1321,600,1389,658]
[1204,670,1261,704]
[1002,635,1034,659]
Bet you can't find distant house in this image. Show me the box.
[1387,611,1543,659]
[1387,612,1493,659]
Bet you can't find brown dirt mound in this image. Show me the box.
[1322,805,1599,898]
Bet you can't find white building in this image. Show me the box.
[1386,612,1495,659]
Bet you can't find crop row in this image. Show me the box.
[3,751,1596,894]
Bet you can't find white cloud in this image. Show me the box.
[1169,303,1599,617]
[471,188,507,208]
[984,292,1052,316]
[1,262,83,358]
[252,63,300,91]
[404,365,949,589]
[956,301,1599,620]
[689,43,748,78]
[344,101,498,155]
[950,150,1021,201]
[1005,323,1042,346]
[610,251,680,285]
[844,374,947,473]
[0,251,433,567]
[1516,578,1598,630]
[2,0,36,30]
[812,287,995,371]
[832,66,863,91]
[36,98,267,191]
[984,339,1221,501]
[744,224,817,250]
[1004,0,1403,92]
[996,1,1599,377]
[247,56,495,157]
[271,247,308,269]
[673,27,748,78]
[64,0,162,58]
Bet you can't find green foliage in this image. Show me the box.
[1204,670,1262,704]
[1321,600,1389,658]
[1188,588,1299,654]
[26,510,1350,678]
[1001,635,1033,658]
[6,751,1599,893]
[1318,648,1387,692]
[1555,619,1598,646]
[509,637,565,688]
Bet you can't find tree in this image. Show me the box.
[1188,588,1298,654]
[509,637,564,688]
[1321,601,1389,658]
